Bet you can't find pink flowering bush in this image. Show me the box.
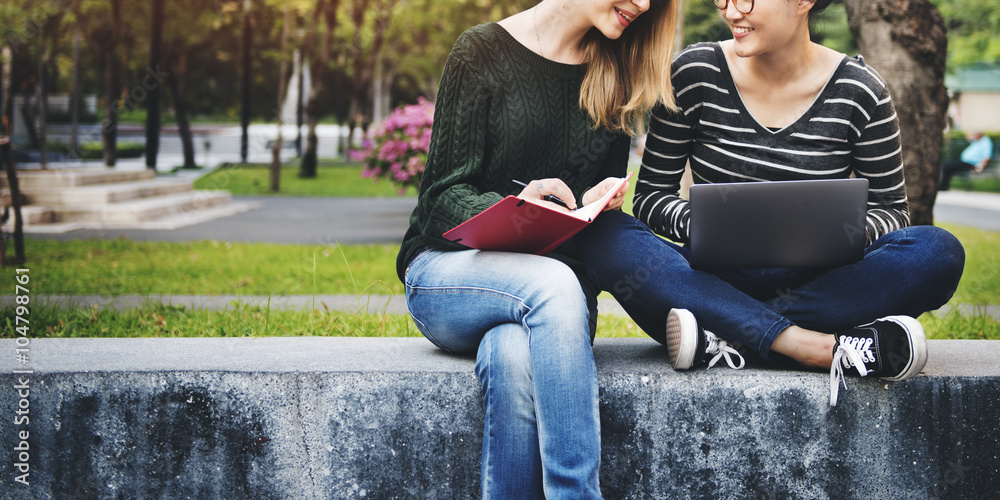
[352,98,434,193]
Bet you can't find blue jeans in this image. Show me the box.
[404,248,602,499]
[577,211,965,358]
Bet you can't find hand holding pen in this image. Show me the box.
[512,179,576,210]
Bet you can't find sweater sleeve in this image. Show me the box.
[411,36,503,245]
[852,85,910,244]
[594,132,631,186]
[633,100,697,243]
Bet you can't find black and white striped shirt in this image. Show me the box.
[634,42,909,246]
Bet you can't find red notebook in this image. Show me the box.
[443,173,633,255]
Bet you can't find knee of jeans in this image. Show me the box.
[907,226,966,276]
[476,325,533,401]
[897,226,966,306]
[926,226,966,298]
[527,263,589,314]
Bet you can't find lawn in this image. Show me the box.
[194,161,418,197]
[2,220,998,340]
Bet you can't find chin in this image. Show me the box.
[596,25,626,40]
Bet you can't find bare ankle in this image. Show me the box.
[771,326,835,370]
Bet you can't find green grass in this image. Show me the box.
[1,220,997,339]
[950,173,1000,193]
[2,221,998,304]
[194,162,417,197]
[3,300,644,339]
[0,239,403,296]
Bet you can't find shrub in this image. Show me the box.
[77,141,145,159]
[352,98,434,193]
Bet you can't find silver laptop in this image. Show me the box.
[688,178,869,269]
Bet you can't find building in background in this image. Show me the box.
[946,64,1000,132]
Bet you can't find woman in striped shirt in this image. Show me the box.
[578,0,965,405]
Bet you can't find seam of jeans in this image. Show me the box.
[406,284,529,304]
[481,337,494,499]
[757,317,793,359]
[408,313,451,352]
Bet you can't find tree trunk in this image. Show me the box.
[102,0,123,168]
[300,0,340,178]
[19,94,38,150]
[240,0,253,164]
[296,49,304,156]
[102,48,118,167]
[145,0,164,170]
[270,5,291,192]
[1,46,25,266]
[842,0,948,226]
[300,94,320,178]
[37,24,49,169]
[167,52,196,169]
[70,28,81,155]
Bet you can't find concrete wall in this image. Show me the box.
[1,337,998,499]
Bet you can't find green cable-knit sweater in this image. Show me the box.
[396,23,631,282]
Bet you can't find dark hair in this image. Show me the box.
[810,0,834,16]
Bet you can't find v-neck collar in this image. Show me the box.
[712,42,848,140]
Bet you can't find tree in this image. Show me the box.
[145,0,164,169]
[931,0,1000,68]
[160,0,234,169]
[73,0,126,167]
[1,45,25,265]
[299,0,340,178]
[842,0,949,226]
[270,4,292,192]
[240,0,254,164]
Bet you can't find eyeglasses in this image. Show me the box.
[714,0,754,14]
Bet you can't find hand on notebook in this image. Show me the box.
[583,177,630,212]
[516,178,578,212]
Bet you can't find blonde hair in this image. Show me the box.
[579,0,679,136]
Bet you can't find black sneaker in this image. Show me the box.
[666,308,745,371]
[829,315,928,406]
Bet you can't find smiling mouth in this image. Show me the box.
[733,26,754,34]
[615,7,635,23]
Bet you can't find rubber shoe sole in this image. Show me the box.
[666,308,699,370]
[879,315,928,381]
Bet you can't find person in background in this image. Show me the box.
[398,0,678,496]
[940,130,994,190]
[577,0,965,406]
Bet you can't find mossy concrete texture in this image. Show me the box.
[1,337,998,498]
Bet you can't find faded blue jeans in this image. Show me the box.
[577,211,965,357]
[404,248,602,499]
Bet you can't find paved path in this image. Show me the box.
[29,196,418,245]
[933,190,1000,232]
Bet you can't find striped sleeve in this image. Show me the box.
[633,45,715,243]
[851,81,910,244]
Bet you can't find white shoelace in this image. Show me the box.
[705,332,746,370]
[829,342,870,406]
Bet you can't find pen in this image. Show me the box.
[512,179,570,209]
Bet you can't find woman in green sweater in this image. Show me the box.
[398,0,677,497]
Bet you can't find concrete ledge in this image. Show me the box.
[2,338,998,498]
